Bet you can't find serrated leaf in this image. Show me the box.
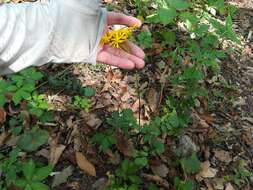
[15,178,27,188]
[0,95,6,107]
[174,177,194,190]
[24,184,33,190]
[180,153,201,174]
[166,0,190,10]
[157,7,177,25]
[33,165,53,181]
[83,87,95,97]
[23,160,35,181]
[30,182,49,190]
[17,128,49,152]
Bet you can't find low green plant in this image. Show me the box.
[225,160,252,186]
[0,148,22,189]
[174,177,195,190]
[91,129,117,152]
[180,153,201,175]
[15,159,53,190]
[26,94,53,123]
[17,127,49,152]
[107,159,142,190]
[8,68,43,105]
[107,109,139,135]
[73,95,90,112]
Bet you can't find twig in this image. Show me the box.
[135,70,141,126]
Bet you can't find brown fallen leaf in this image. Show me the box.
[147,88,159,113]
[0,131,10,147]
[142,173,170,189]
[82,113,102,130]
[50,144,66,166]
[214,149,232,163]
[52,166,74,188]
[76,152,96,177]
[49,137,66,166]
[150,163,169,178]
[200,114,215,125]
[212,178,225,190]
[198,161,218,178]
[225,183,234,190]
[241,132,253,147]
[0,107,6,124]
[204,179,215,190]
[116,132,134,157]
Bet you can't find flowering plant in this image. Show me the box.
[101,26,136,48]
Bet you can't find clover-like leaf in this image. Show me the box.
[17,128,49,152]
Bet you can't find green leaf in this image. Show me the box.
[0,94,6,107]
[152,140,165,155]
[166,0,190,10]
[0,80,8,93]
[92,131,117,152]
[157,7,177,25]
[20,68,43,81]
[180,12,199,31]
[180,153,201,174]
[17,128,49,152]
[12,89,31,105]
[83,87,96,97]
[174,177,194,190]
[22,83,35,92]
[137,31,152,48]
[134,157,148,167]
[30,182,49,190]
[162,31,176,45]
[15,178,27,188]
[107,109,138,134]
[23,160,36,181]
[24,184,33,190]
[33,165,53,181]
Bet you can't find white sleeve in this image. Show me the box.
[0,0,107,75]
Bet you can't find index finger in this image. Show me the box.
[107,12,142,27]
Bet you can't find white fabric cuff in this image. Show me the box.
[0,0,107,75]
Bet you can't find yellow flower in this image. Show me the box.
[101,26,136,48]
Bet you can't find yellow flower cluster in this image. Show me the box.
[101,26,136,48]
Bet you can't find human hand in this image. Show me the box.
[97,12,145,70]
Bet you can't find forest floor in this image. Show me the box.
[0,0,252,190]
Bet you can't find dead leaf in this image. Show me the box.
[142,173,170,189]
[151,163,169,178]
[36,148,50,159]
[76,152,96,177]
[52,166,74,188]
[105,149,120,165]
[200,114,215,125]
[116,132,134,157]
[212,178,224,190]
[198,161,218,178]
[132,99,145,112]
[147,88,159,112]
[225,183,234,190]
[214,149,232,163]
[242,132,253,147]
[0,131,10,147]
[92,178,108,190]
[49,137,66,166]
[85,113,102,129]
[0,107,6,124]
[204,179,214,190]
